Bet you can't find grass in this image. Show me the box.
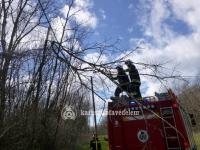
[99,136,109,150]
[79,133,200,150]
[78,135,109,150]
[194,133,200,149]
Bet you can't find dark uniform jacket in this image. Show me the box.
[127,64,141,86]
[90,139,101,150]
[117,70,130,86]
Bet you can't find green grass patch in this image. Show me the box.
[76,144,89,150]
[194,133,200,149]
[98,135,109,150]
[77,135,109,150]
[79,134,200,150]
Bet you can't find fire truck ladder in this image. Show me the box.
[160,107,181,150]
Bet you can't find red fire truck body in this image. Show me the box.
[107,91,196,150]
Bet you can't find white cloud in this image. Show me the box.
[169,0,200,32]
[20,25,47,49]
[129,0,200,96]
[60,0,97,28]
[84,52,108,64]
[99,9,106,20]
[142,78,163,96]
[50,17,71,41]
[75,0,93,8]
[140,0,172,46]
[128,3,133,9]
[128,27,133,33]
[129,38,145,47]
[81,52,116,96]
[127,35,200,95]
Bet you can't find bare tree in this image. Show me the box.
[0,0,190,149]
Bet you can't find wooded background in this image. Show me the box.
[0,0,199,150]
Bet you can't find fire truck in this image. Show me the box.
[107,89,197,150]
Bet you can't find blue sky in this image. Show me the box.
[59,0,200,100]
[62,0,200,95]
[4,0,199,126]
[37,0,200,88]
[57,0,200,125]
[80,0,200,96]
[91,0,145,50]
[91,0,192,49]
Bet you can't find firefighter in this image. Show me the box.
[111,65,131,99]
[189,113,196,126]
[125,60,142,99]
[90,137,102,150]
